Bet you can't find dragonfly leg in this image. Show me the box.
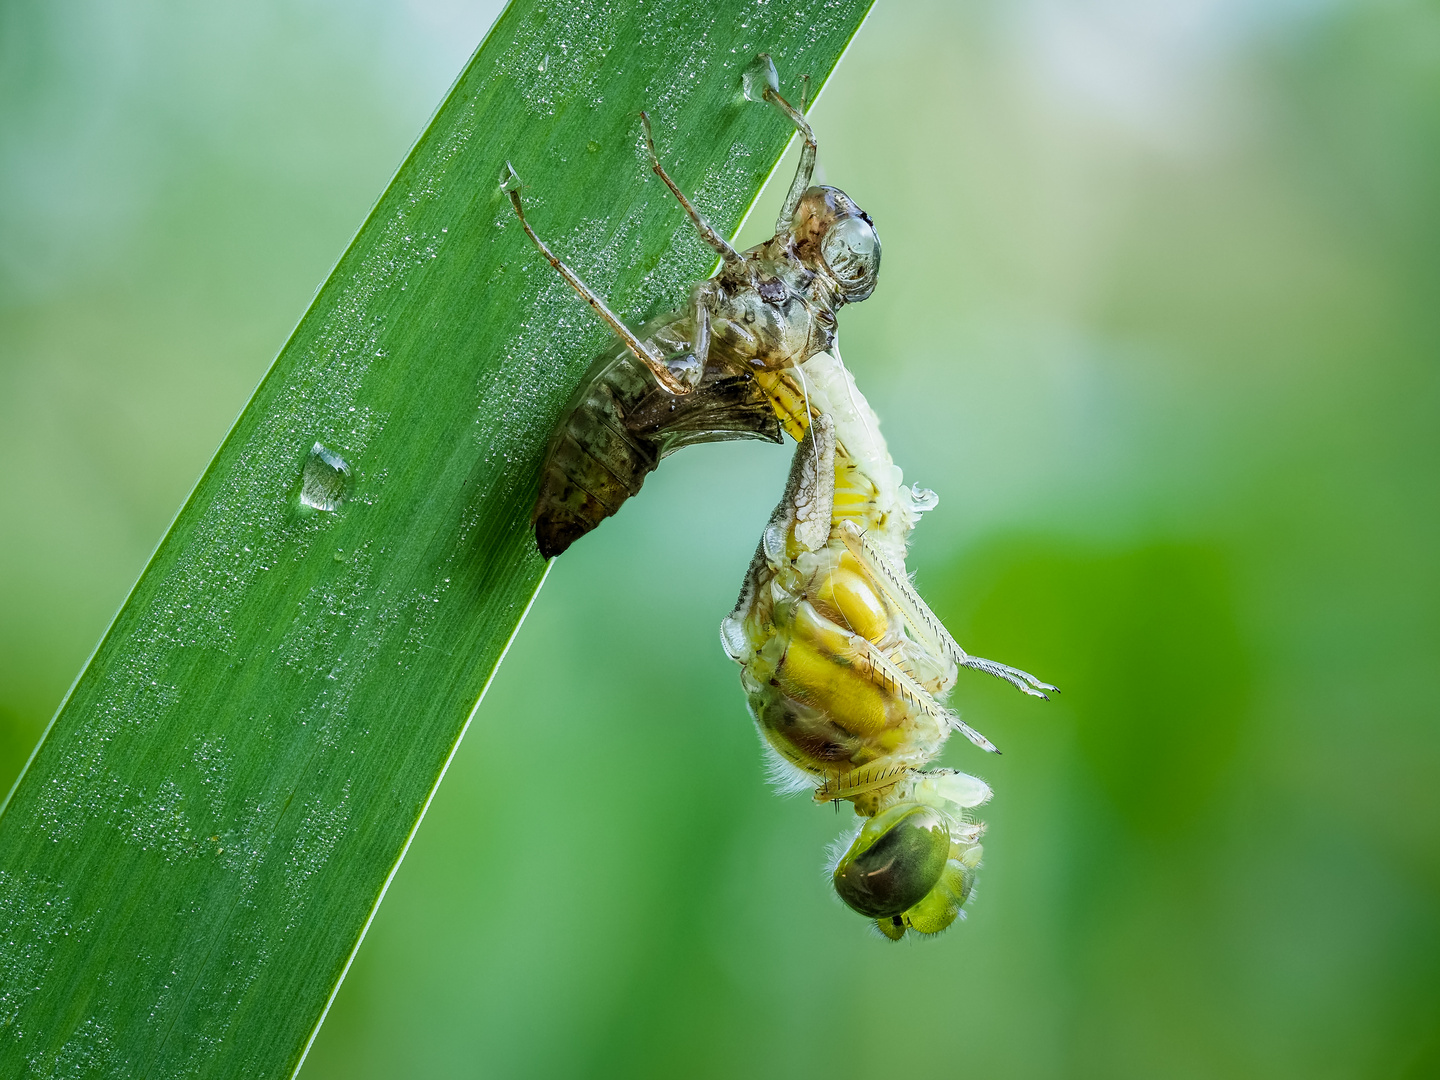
[814,757,919,803]
[745,54,818,230]
[837,520,1058,699]
[499,162,692,396]
[768,410,835,555]
[960,656,1061,698]
[640,112,742,265]
[652,279,721,390]
[865,644,1000,753]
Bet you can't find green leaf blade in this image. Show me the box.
[0,1,873,1075]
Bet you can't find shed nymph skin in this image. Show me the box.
[508,55,884,558]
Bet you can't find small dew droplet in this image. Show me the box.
[300,443,351,512]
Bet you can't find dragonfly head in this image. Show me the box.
[831,798,977,939]
[790,186,881,303]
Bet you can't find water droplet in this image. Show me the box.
[586,139,601,153]
[299,443,350,511]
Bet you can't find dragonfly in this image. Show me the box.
[721,349,1055,938]
[508,56,1053,937]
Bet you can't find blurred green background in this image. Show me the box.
[3,0,1438,1076]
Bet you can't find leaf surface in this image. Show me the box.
[0,2,874,1074]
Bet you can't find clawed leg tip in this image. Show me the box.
[1011,668,1059,698]
[499,161,522,194]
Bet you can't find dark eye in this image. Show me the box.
[832,804,948,918]
[820,216,880,299]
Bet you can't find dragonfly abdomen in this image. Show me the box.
[534,350,662,559]
[532,338,786,558]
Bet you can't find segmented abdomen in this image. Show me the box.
[533,347,662,559]
[533,328,783,559]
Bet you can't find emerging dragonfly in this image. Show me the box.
[507,55,879,557]
[722,354,1055,939]
[508,56,1053,937]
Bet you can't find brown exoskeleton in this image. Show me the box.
[506,54,881,558]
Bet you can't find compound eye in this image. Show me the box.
[832,804,949,919]
[820,215,881,300]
